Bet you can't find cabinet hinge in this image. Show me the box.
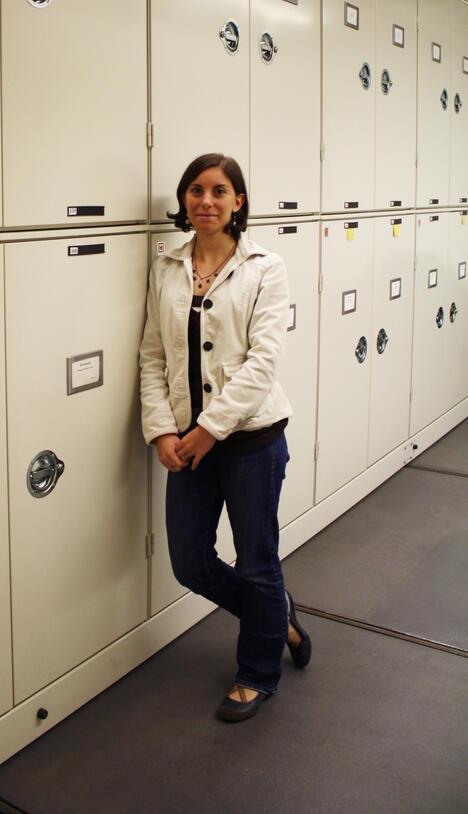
[320,142,325,162]
[146,122,154,149]
[314,441,319,461]
[318,274,323,293]
[146,533,154,558]
[416,16,422,32]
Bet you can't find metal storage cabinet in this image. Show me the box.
[315,217,374,502]
[449,0,468,206]
[416,0,452,208]
[150,0,249,223]
[149,233,235,616]
[374,0,417,211]
[368,215,414,465]
[249,0,321,217]
[322,0,376,213]
[249,222,319,531]
[446,210,468,407]
[411,213,450,435]
[6,233,149,703]
[1,0,147,228]
[0,249,13,716]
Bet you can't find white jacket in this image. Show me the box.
[139,232,293,444]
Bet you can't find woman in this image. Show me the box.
[140,153,311,722]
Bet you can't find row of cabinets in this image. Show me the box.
[0,0,467,227]
[1,211,466,716]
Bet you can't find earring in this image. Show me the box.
[231,212,238,227]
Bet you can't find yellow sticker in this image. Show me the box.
[347,228,354,241]
[393,224,401,237]
[462,215,467,225]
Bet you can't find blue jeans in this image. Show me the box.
[165,433,290,695]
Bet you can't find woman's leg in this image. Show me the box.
[165,455,242,618]
[220,434,290,695]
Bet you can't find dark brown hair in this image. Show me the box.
[167,153,249,240]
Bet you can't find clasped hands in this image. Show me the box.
[156,425,216,472]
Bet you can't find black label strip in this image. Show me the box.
[68,244,105,257]
[429,199,439,205]
[344,221,359,229]
[391,218,402,225]
[68,206,105,217]
[430,216,439,222]
[279,202,298,210]
[390,200,402,207]
[344,201,359,208]
[278,226,298,234]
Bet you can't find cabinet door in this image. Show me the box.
[150,0,249,222]
[446,211,468,407]
[148,233,235,616]
[416,0,451,207]
[411,213,450,435]
[0,248,13,716]
[322,0,376,212]
[250,0,321,216]
[249,222,319,530]
[368,216,414,465]
[449,0,468,206]
[316,218,374,502]
[374,0,417,210]
[7,234,149,702]
[1,0,147,227]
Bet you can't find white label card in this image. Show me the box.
[72,356,100,389]
[393,25,404,48]
[390,278,402,300]
[428,269,438,288]
[459,262,467,280]
[342,290,357,314]
[432,42,441,63]
[345,3,359,29]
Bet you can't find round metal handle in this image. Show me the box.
[259,32,278,64]
[381,69,393,95]
[436,306,444,329]
[27,450,65,498]
[37,708,49,720]
[219,20,240,54]
[450,302,458,323]
[440,89,448,110]
[376,328,389,354]
[355,336,368,364]
[454,93,462,113]
[359,63,371,90]
[26,0,52,7]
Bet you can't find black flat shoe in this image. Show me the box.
[286,590,312,669]
[216,685,269,722]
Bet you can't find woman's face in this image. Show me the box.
[183,166,245,238]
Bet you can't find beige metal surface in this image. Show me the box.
[322,0,376,212]
[374,0,417,210]
[6,234,149,703]
[150,0,249,222]
[449,0,468,205]
[249,222,319,531]
[249,0,321,216]
[368,215,415,464]
[316,217,374,502]
[0,248,13,716]
[411,213,450,435]
[446,211,468,407]
[1,0,147,227]
[416,0,451,207]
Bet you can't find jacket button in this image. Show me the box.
[203,341,213,351]
[203,383,212,393]
[203,299,213,310]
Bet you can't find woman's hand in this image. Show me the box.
[175,426,216,470]
[155,434,189,473]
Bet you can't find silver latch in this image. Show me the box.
[376,328,389,354]
[259,32,278,64]
[381,69,393,95]
[219,21,240,54]
[359,63,371,90]
[454,93,462,114]
[355,336,368,364]
[27,451,65,498]
[436,306,444,329]
[440,88,448,110]
[26,0,52,7]
[450,302,458,323]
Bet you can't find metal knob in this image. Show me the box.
[219,21,240,54]
[454,93,462,114]
[37,708,49,720]
[381,69,393,95]
[26,0,52,6]
[436,306,444,329]
[259,32,278,64]
[440,89,448,110]
[355,336,368,364]
[376,328,389,354]
[359,63,371,90]
[27,450,65,498]
[450,302,458,323]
